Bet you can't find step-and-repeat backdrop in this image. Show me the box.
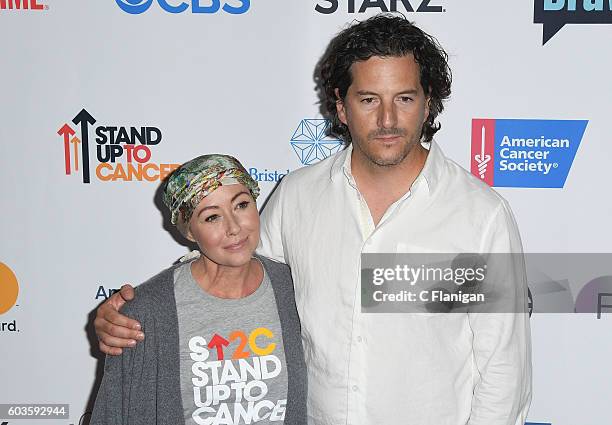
[1,1,611,424]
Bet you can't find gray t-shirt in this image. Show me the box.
[174,260,289,425]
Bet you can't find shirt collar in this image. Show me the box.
[329,143,352,183]
[329,140,446,195]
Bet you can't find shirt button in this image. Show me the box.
[356,336,363,342]
[352,385,358,392]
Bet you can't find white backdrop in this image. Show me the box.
[1,1,611,424]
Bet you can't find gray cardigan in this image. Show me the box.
[90,255,307,425]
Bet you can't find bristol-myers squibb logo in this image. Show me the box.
[248,119,343,184]
[534,0,612,44]
[290,119,343,165]
[115,0,250,15]
[470,118,587,188]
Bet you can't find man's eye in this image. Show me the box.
[237,201,250,209]
[361,97,375,104]
[399,96,413,102]
[205,214,220,222]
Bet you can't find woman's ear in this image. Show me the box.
[185,225,196,243]
[180,218,196,243]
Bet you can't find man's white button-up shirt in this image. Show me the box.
[258,141,532,425]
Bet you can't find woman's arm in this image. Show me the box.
[90,302,141,425]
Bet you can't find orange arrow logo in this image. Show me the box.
[70,136,81,171]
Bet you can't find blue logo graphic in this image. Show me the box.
[290,119,343,165]
[115,0,153,14]
[248,167,290,183]
[471,118,587,188]
[115,0,250,14]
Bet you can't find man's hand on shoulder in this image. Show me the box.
[94,284,144,356]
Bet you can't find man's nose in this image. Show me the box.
[377,100,398,129]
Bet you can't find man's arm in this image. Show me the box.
[467,199,532,425]
[257,178,288,263]
[94,284,144,355]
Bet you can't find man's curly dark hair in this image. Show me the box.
[316,14,452,145]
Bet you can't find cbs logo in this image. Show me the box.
[115,0,249,15]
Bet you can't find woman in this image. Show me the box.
[90,155,306,425]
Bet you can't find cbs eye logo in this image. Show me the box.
[115,0,250,14]
[0,262,19,315]
[115,0,153,14]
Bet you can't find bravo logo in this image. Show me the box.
[471,118,587,188]
[315,0,444,14]
[0,0,46,10]
[115,0,249,14]
[57,109,180,184]
[534,0,612,44]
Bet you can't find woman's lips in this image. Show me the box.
[224,236,248,251]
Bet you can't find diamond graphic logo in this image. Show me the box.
[290,119,343,165]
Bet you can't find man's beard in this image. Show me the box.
[357,127,419,167]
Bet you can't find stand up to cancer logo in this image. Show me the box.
[57,109,180,184]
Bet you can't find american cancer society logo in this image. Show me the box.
[471,118,587,188]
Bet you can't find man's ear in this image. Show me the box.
[424,94,431,122]
[335,88,348,126]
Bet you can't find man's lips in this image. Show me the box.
[223,236,248,251]
[373,135,402,142]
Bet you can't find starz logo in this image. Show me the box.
[290,119,343,165]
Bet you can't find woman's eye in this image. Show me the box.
[237,201,250,209]
[205,214,220,222]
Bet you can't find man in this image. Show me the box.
[95,14,532,425]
